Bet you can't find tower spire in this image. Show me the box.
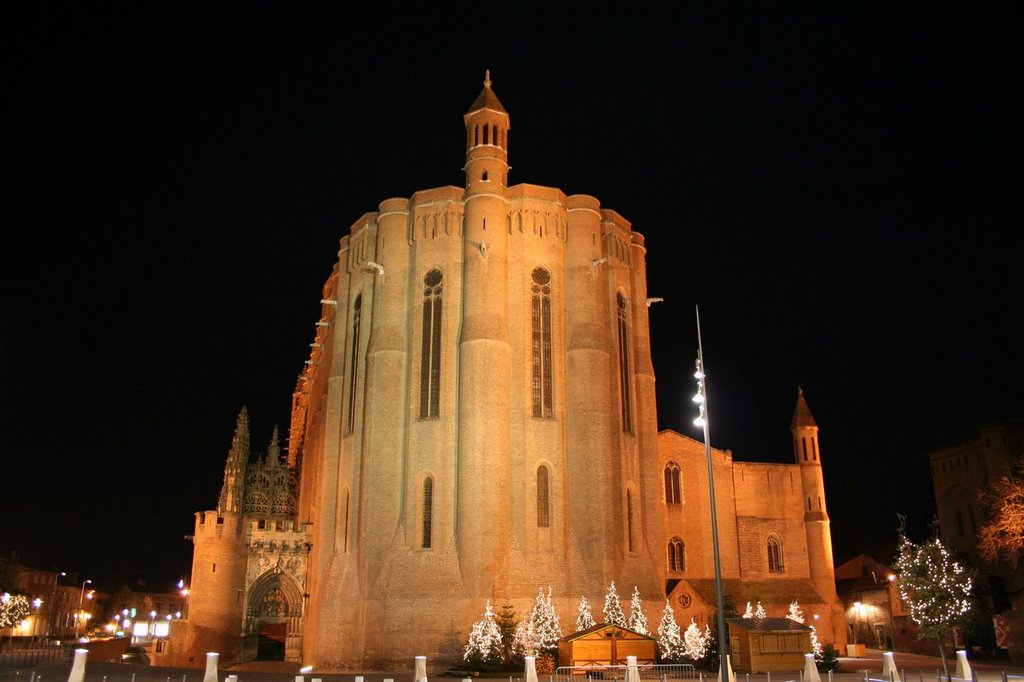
[218,407,250,513]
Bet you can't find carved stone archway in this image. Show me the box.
[242,568,304,662]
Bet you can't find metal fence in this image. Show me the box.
[0,646,67,669]
[555,664,697,682]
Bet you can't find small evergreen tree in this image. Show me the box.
[656,600,683,661]
[754,601,766,618]
[603,581,626,627]
[628,586,649,635]
[575,595,596,632]
[742,602,753,618]
[0,593,30,630]
[496,600,520,667]
[535,587,563,652]
[682,618,712,662]
[464,600,503,671]
[513,617,538,657]
[787,600,823,664]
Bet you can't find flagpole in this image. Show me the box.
[693,305,729,679]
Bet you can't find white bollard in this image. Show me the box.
[415,656,428,682]
[204,653,219,682]
[955,651,971,681]
[882,652,901,682]
[804,653,821,682]
[356,677,364,682]
[718,655,736,682]
[626,656,640,682]
[226,676,238,682]
[525,656,539,682]
[67,649,88,682]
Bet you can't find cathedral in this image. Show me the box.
[172,74,844,670]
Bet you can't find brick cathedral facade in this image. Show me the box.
[171,75,845,670]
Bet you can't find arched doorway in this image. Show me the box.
[243,569,304,662]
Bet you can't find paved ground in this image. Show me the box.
[2,650,1023,682]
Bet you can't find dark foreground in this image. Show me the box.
[3,650,1024,682]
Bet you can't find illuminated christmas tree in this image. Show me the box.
[603,581,626,627]
[656,600,683,660]
[628,586,649,635]
[893,515,975,677]
[575,595,596,632]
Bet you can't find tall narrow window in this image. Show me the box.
[626,489,635,552]
[531,267,553,417]
[420,269,443,418]
[668,537,685,571]
[664,462,681,504]
[537,466,550,527]
[617,293,632,432]
[422,477,433,549]
[767,535,784,573]
[346,294,361,434]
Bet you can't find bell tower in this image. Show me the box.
[791,387,838,603]
[457,71,512,595]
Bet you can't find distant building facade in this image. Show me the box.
[176,75,844,670]
[929,419,1024,656]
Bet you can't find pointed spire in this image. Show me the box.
[266,426,281,466]
[791,386,817,429]
[218,407,251,513]
[466,69,507,115]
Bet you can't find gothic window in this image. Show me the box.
[245,491,269,514]
[537,465,550,528]
[531,267,553,417]
[767,535,784,573]
[664,461,681,504]
[626,489,635,552]
[420,269,443,419]
[616,293,632,432]
[668,537,685,571]
[346,294,362,434]
[422,477,433,549]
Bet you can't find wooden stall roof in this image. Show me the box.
[727,617,813,633]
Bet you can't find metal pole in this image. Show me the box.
[695,306,728,677]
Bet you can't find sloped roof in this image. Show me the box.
[466,70,507,115]
[560,622,656,643]
[727,617,812,633]
[791,387,817,429]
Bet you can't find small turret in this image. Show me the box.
[218,407,250,514]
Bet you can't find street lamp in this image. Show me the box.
[693,306,729,682]
[47,571,66,640]
[75,579,92,639]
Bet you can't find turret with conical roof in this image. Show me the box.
[790,388,839,624]
[457,71,513,596]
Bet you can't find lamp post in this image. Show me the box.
[74,579,92,639]
[47,571,66,641]
[693,305,728,680]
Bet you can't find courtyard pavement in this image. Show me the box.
[3,650,1024,682]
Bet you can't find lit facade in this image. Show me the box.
[176,75,844,670]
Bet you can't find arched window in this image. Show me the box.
[668,537,685,571]
[537,465,550,528]
[616,293,632,432]
[664,462,681,504]
[422,477,433,549]
[767,535,784,573]
[531,267,553,417]
[346,294,361,434]
[420,269,443,419]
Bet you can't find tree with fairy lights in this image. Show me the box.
[682,618,712,662]
[787,600,823,664]
[893,515,975,678]
[575,596,596,632]
[0,593,31,631]
[603,581,627,627]
[627,586,649,635]
[656,600,683,661]
[464,600,503,671]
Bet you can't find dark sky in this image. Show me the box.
[3,5,1021,592]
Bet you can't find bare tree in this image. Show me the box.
[978,456,1024,566]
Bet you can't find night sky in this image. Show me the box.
[4,6,1020,592]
